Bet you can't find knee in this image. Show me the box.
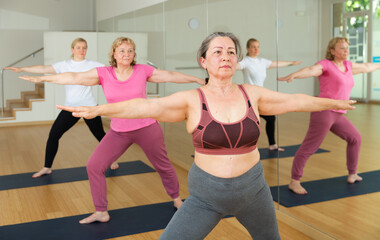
[86,159,102,175]
[348,132,362,145]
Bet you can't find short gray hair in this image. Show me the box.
[197,32,243,68]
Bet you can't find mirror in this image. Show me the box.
[277,0,380,239]
[96,0,380,238]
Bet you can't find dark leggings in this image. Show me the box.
[260,115,276,146]
[160,161,280,240]
[44,110,106,168]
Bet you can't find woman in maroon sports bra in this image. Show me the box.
[58,32,356,240]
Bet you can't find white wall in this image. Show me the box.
[97,0,321,97]
[96,0,166,22]
[0,0,96,122]
[0,0,96,68]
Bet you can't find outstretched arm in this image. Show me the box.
[352,62,380,75]
[57,90,191,123]
[148,69,205,85]
[18,68,99,86]
[277,63,323,83]
[268,60,302,69]
[246,85,356,116]
[5,65,56,74]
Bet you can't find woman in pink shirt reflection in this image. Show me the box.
[278,37,380,195]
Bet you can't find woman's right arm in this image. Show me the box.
[5,65,56,74]
[57,90,192,123]
[18,68,100,86]
[277,63,323,83]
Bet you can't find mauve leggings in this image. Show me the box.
[86,121,180,211]
[292,110,361,180]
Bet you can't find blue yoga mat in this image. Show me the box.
[270,170,380,207]
[0,201,175,240]
[0,200,234,240]
[191,145,329,160]
[259,144,329,160]
[0,160,155,191]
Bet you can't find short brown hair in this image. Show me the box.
[325,37,350,60]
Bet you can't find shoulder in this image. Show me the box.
[52,59,69,67]
[317,59,330,66]
[135,64,155,74]
[344,60,353,68]
[259,57,272,66]
[96,66,112,74]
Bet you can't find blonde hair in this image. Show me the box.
[71,38,87,58]
[325,37,350,60]
[246,38,259,56]
[109,37,137,67]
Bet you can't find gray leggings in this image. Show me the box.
[159,161,280,240]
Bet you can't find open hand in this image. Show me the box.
[335,99,357,110]
[5,67,22,73]
[277,75,294,83]
[57,105,99,119]
[19,75,44,83]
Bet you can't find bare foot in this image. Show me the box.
[32,167,52,178]
[110,161,119,170]
[173,197,183,209]
[288,179,308,195]
[269,144,285,151]
[79,211,110,224]
[347,174,363,184]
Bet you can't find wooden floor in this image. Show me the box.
[0,103,379,239]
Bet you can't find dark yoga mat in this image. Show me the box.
[259,144,329,160]
[191,144,329,160]
[0,200,234,240]
[0,160,155,191]
[0,201,176,240]
[270,170,380,207]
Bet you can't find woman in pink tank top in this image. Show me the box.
[58,32,357,239]
[278,37,380,195]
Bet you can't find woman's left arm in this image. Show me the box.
[246,85,356,116]
[148,69,205,85]
[352,62,380,75]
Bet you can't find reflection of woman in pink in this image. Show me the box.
[279,37,380,194]
[20,37,205,224]
[237,38,301,151]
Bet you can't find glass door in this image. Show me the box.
[343,12,369,100]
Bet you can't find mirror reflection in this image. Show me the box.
[277,0,380,239]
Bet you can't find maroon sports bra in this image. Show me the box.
[192,85,260,155]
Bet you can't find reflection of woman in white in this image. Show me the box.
[5,38,118,177]
[237,38,301,151]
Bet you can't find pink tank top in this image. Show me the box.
[192,85,260,155]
